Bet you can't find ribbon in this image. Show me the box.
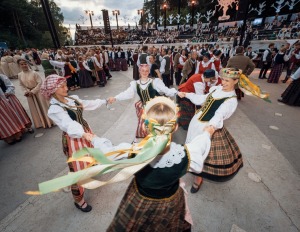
[26,134,170,195]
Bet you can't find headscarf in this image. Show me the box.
[220,68,270,102]
[40,74,66,99]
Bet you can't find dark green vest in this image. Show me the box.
[136,81,160,104]
[139,53,147,64]
[197,90,236,122]
[51,97,89,130]
[135,150,189,199]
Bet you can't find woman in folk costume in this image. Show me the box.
[7,52,20,79]
[267,47,289,83]
[18,59,54,129]
[0,74,33,144]
[77,56,94,88]
[195,53,216,75]
[178,69,222,130]
[40,52,57,77]
[107,64,177,139]
[278,67,300,106]
[33,96,214,231]
[178,68,270,193]
[210,50,223,73]
[0,52,12,78]
[40,74,106,212]
[132,49,139,80]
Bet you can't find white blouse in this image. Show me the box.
[0,74,15,97]
[195,61,216,74]
[115,78,177,101]
[91,131,211,174]
[48,95,106,138]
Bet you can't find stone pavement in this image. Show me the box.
[0,67,299,232]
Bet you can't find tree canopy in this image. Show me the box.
[0,0,70,49]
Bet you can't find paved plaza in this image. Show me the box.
[0,67,299,232]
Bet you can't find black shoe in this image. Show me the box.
[74,202,92,212]
[262,76,268,79]
[107,75,112,79]
[277,98,284,103]
[190,180,203,194]
[281,80,287,83]
[27,128,34,134]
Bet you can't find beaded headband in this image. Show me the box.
[220,68,242,79]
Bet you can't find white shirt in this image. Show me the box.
[48,95,106,138]
[114,79,177,101]
[185,86,237,143]
[92,131,211,174]
[159,55,169,74]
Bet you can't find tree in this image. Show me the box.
[0,0,69,49]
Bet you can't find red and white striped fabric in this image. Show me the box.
[7,95,32,127]
[0,98,25,139]
[135,101,148,138]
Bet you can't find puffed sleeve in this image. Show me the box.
[48,105,84,138]
[185,92,208,105]
[153,78,177,97]
[208,97,237,129]
[194,82,205,95]
[0,74,15,94]
[114,81,136,101]
[69,95,106,111]
[92,137,132,160]
[185,131,211,173]
[49,60,65,69]
[31,72,42,94]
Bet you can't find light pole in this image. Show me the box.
[137,9,144,30]
[188,0,198,28]
[112,10,120,30]
[85,10,94,28]
[160,2,169,31]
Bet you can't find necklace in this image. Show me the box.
[140,78,151,85]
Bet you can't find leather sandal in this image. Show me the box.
[190,179,203,194]
[74,202,92,212]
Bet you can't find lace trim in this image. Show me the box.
[149,142,185,168]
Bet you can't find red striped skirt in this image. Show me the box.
[0,98,25,139]
[7,95,32,128]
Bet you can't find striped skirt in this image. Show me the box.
[115,59,121,71]
[267,63,284,83]
[108,58,116,71]
[62,129,92,203]
[135,101,148,138]
[195,127,243,182]
[107,180,191,232]
[281,78,300,106]
[121,58,128,71]
[178,98,195,130]
[0,98,25,141]
[7,95,32,128]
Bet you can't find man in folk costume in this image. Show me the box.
[173,48,181,85]
[195,53,215,76]
[226,46,255,100]
[178,69,221,130]
[168,49,174,85]
[159,49,171,88]
[210,50,223,73]
[244,46,258,61]
[177,49,187,85]
[90,49,106,87]
[258,43,275,79]
[282,42,300,83]
[101,46,112,79]
[180,50,198,85]
[208,45,215,58]
[137,45,150,67]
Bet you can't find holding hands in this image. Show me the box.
[204,125,215,137]
[82,132,96,142]
[24,91,33,97]
[177,92,186,98]
[107,97,116,104]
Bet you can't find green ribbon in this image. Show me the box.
[38,135,169,195]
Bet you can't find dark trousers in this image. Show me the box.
[175,69,182,85]
[170,66,174,85]
[259,62,272,79]
[103,65,112,77]
[162,73,170,88]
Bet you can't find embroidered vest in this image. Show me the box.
[197,90,235,122]
[136,81,160,104]
[52,97,89,130]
